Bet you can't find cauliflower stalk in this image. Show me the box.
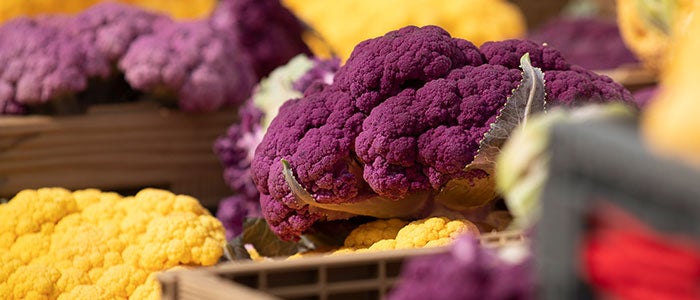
[251,25,635,241]
[0,188,226,300]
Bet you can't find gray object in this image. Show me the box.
[536,119,700,299]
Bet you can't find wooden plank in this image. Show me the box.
[0,103,238,208]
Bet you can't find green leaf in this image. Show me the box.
[435,53,546,210]
[225,218,313,261]
[281,159,431,218]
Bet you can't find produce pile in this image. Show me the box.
[6,0,700,299]
[0,0,309,114]
[0,188,226,299]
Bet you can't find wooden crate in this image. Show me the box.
[0,102,236,208]
[159,231,526,300]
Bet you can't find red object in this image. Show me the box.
[583,204,700,300]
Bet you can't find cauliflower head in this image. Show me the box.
[339,217,479,252]
[0,18,110,114]
[211,0,312,79]
[250,25,635,240]
[119,19,256,112]
[282,0,526,60]
[67,2,167,62]
[289,217,478,258]
[0,188,225,300]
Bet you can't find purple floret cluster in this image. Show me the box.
[251,25,635,240]
[67,2,166,62]
[214,56,341,239]
[0,0,310,114]
[389,235,535,300]
[528,17,639,70]
[120,20,255,111]
[0,18,109,114]
[211,0,312,79]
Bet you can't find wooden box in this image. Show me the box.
[0,102,236,209]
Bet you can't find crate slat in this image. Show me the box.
[160,231,525,300]
[0,103,236,207]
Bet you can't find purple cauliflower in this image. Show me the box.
[250,25,635,241]
[119,19,256,112]
[211,0,312,79]
[67,2,167,62]
[1,0,310,115]
[0,18,110,114]
[214,55,340,239]
[217,194,263,239]
[528,17,639,70]
[388,235,535,300]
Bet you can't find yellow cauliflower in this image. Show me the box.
[285,217,479,259]
[282,0,526,60]
[332,217,479,254]
[0,188,226,300]
[393,217,479,249]
[0,0,215,23]
[343,219,408,248]
[617,0,697,71]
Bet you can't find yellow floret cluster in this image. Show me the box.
[282,0,526,60]
[0,188,226,300]
[0,0,216,23]
[288,217,479,259]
